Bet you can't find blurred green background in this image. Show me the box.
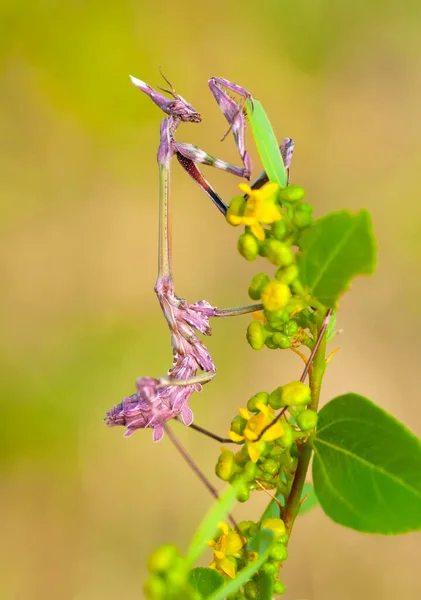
[1,1,421,598]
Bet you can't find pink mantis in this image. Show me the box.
[104,74,294,442]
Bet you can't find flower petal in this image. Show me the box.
[229,431,244,443]
[250,222,265,241]
[219,557,236,579]
[247,441,262,463]
[238,183,252,195]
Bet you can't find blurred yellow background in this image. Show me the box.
[1,1,421,599]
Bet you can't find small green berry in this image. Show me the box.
[246,320,266,350]
[296,409,318,431]
[247,392,269,412]
[248,272,270,300]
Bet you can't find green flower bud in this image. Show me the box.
[271,219,288,240]
[276,423,294,448]
[226,195,246,223]
[275,264,299,285]
[147,544,179,573]
[246,320,266,350]
[265,335,278,350]
[235,482,250,503]
[248,272,270,300]
[261,517,286,539]
[237,520,255,537]
[230,415,248,435]
[273,580,286,594]
[216,450,236,481]
[247,391,269,412]
[272,332,292,349]
[296,409,318,431]
[268,387,283,410]
[259,441,272,457]
[244,581,260,600]
[283,320,298,337]
[258,238,269,256]
[279,184,305,203]
[243,460,258,482]
[282,381,311,406]
[261,280,291,312]
[293,203,313,228]
[262,458,280,475]
[278,533,289,545]
[144,574,167,599]
[270,543,288,562]
[238,233,259,261]
[266,308,289,327]
[262,561,278,576]
[165,557,187,587]
[264,239,294,267]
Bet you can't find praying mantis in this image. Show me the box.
[104,74,294,442]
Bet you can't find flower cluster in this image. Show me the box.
[209,519,288,597]
[226,181,316,354]
[215,383,318,503]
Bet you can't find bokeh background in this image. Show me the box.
[1,1,421,598]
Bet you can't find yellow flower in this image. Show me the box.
[229,403,284,462]
[208,522,246,578]
[227,183,282,241]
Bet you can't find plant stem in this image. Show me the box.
[281,317,328,536]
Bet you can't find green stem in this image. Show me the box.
[282,323,327,536]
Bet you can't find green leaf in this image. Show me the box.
[188,567,224,598]
[298,482,320,515]
[312,393,421,533]
[208,529,275,600]
[186,485,237,566]
[246,99,288,188]
[297,210,377,308]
